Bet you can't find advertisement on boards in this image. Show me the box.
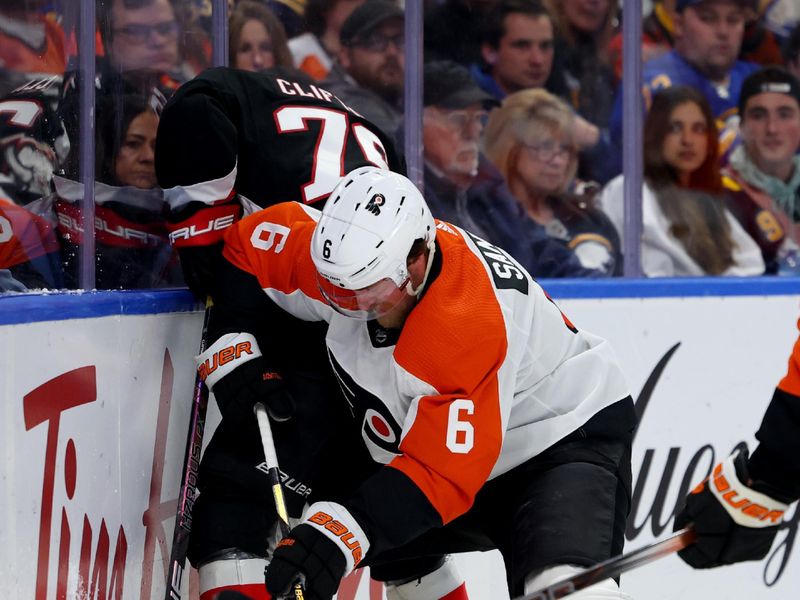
[1,292,799,599]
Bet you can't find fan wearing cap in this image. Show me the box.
[722,67,800,274]
[604,0,759,182]
[322,0,405,139]
[198,166,636,599]
[421,60,603,278]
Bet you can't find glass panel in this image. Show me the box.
[58,0,190,291]
[0,0,70,293]
[423,0,623,278]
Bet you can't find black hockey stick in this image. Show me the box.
[515,527,697,600]
[165,298,213,600]
[254,402,307,600]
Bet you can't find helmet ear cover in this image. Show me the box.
[311,166,436,319]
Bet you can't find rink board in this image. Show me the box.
[1,280,799,599]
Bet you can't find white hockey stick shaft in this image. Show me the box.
[254,403,306,599]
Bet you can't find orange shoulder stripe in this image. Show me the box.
[222,202,324,302]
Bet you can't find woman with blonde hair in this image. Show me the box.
[599,85,764,277]
[229,0,293,72]
[485,88,621,275]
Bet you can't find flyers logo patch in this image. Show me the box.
[365,193,385,215]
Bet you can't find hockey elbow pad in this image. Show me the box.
[674,450,790,568]
[197,332,295,423]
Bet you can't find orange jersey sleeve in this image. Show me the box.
[778,318,800,397]
[221,202,326,305]
[387,229,507,524]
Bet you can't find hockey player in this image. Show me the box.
[195,166,637,599]
[154,68,473,600]
[155,65,405,297]
[675,319,800,568]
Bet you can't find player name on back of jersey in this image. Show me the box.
[275,77,364,119]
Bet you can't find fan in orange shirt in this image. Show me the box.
[0,1,66,75]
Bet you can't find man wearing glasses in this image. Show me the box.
[323,0,406,139]
[421,60,601,278]
[99,0,181,77]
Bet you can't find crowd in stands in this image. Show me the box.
[1,0,799,293]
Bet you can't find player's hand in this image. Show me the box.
[266,502,370,600]
[197,332,295,423]
[674,451,790,568]
[213,356,295,422]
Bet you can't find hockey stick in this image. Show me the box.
[254,402,307,600]
[515,527,697,600]
[165,297,213,600]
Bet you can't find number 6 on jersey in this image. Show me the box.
[447,399,475,453]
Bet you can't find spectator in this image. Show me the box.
[0,84,67,290]
[229,0,293,72]
[739,0,785,66]
[289,0,368,80]
[600,85,764,277]
[605,0,758,183]
[784,22,800,81]
[0,0,67,76]
[608,0,784,82]
[608,0,677,83]
[322,0,404,138]
[723,67,800,274]
[55,92,182,289]
[421,60,601,278]
[544,0,618,130]
[470,0,600,151]
[423,0,495,66]
[265,0,307,38]
[97,0,181,78]
[484,89,622,275]
[469,0,560,100]
[0,83,68,207]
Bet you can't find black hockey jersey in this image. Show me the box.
[155,67,405,250]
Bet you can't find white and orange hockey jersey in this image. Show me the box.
[214,201,631,549]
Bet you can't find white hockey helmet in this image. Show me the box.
[311,166,436,319]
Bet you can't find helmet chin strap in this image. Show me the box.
[406,239,436,298]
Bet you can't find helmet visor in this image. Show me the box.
[317,274,411,320]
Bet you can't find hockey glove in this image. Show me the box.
[265,502,370,600]
[674,450,790,569]
[197,332,294,423]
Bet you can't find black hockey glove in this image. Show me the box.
[674,450,790,569]
[212,357,294,423]
[265,502,369,600]
[197,332,294,423]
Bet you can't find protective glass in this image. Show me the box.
[114,21,180,45]
[522,140,573,162]
[357,33,405,53]
[316,274,410,320]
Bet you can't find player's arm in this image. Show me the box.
[266,343,507,599]
[749,321,800,501]
[155,75,243,298]
[193,205,323,425]
[675,322,800,569]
